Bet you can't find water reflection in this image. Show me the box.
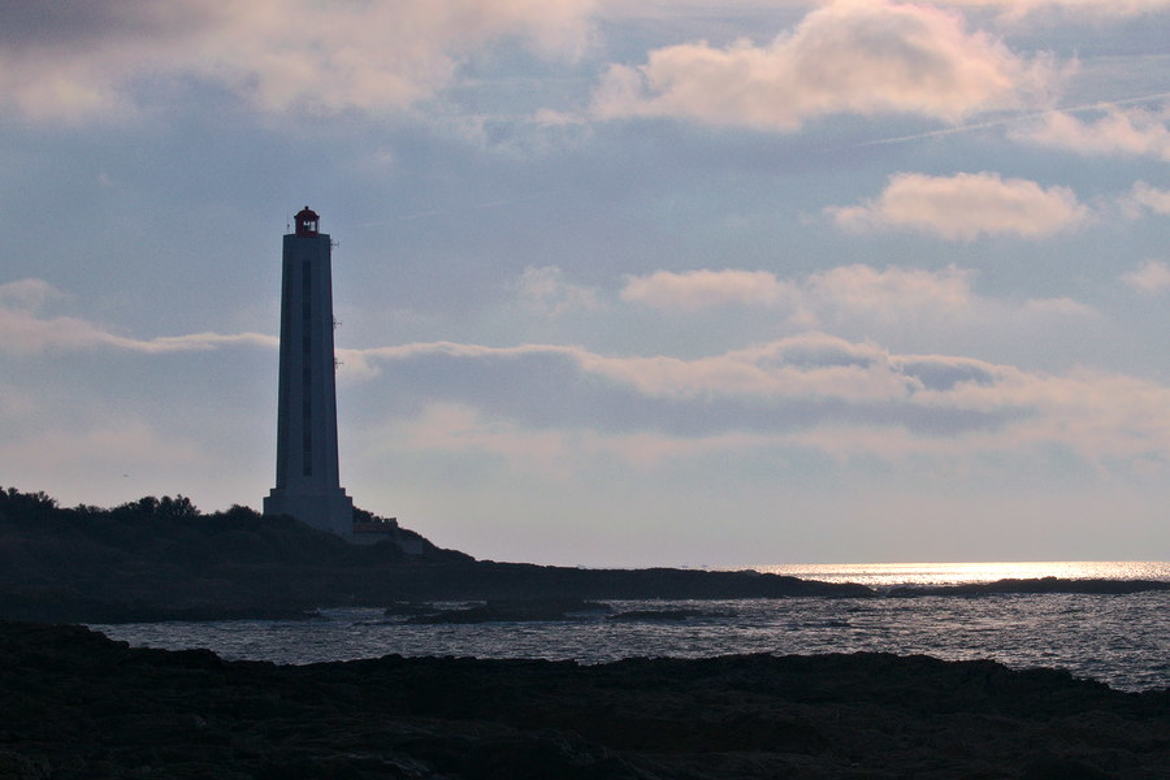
[755,560,1170,587]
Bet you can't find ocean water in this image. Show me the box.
[757,560,1170,587]
[91,561,1170,692]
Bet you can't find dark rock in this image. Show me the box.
[404,598,613,624]
[2,621,1169,778]
[1021,756,1112,779]
[888,577,1170,597]
[0,751,52,780]
[381,602,441,617]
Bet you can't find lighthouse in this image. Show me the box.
[263,207,354,536]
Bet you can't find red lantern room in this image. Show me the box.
[294,206,319,236]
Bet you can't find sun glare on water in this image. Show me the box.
[754,561,1170,587]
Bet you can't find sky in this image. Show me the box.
[3,0,1170,567]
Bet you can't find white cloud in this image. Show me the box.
[341,334,918,401]
[516,266,601,316]
[3,276,1142,474]
[1012,105,1170,160]
[619,265,1095,335]
[591,0,1056,131]
[598,0,1170,17]
[804,264,974,320]
[621,265,977,318]
[2,276,1165,475]
[0,287,276,356]
[340,334,1170,469]
[827,171,1089,240]
[1124,182,1170,217]
[1122,260,1170,294]
[588,339,910,400]
[0,279,69,310]
[932,0,1170,19]
[621,269,791,310]
[349,334,988,405]
[0,0,596,120]
[1021,297,1096,317]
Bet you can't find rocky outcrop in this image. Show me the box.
[2,621,1168,778]
[403,598,613,624]
[888,576,1170,597]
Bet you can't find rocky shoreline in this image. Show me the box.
[887,577,1170,597]
[3,621,1169,778]
[6,488,1170,776]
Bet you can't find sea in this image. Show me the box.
[90,561,1170,692]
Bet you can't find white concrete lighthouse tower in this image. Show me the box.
[263,207,354,536]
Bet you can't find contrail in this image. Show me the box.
[858,90,1170,147]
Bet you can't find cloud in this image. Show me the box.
[591,0,1056,131]
[340,335,1028,449]
[0,279,70,310]
[350,335,1002,413]
[6,276,1148,473]
[0,285,276,355]
[3,276,1165,472]
[622,265,976,318]
[932,0,1170,19]
[1122,260,1170,294]
[619,265,1096,333]
[620,269,791,310]
[338,334,1170,469]
[0,0,596,120]
[804,264,974,320]
[827,171,1090,240]
[516,266,602,316]
[343,334,950,405]
[1011,105,1170,160]
[1124,182,1170,217]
